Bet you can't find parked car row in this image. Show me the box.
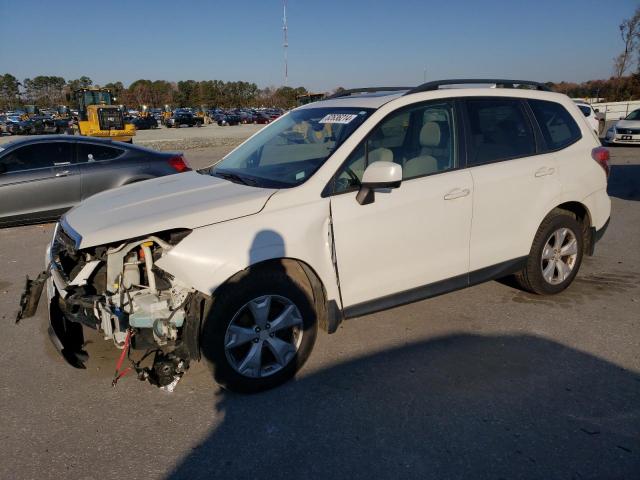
[208,108,284,126]
[1,114,74,136]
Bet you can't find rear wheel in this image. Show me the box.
[201,266,318,393]
[515,210,584,295]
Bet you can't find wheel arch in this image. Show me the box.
[213,257,341,334]
[544,201,593,255]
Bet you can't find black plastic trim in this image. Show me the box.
[588,217,610,255]
[343,256,528,319]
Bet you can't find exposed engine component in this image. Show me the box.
[46,227,200,390]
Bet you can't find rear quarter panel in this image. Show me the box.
[79,151,174,200]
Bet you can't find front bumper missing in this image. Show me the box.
[16,272,49,323]
[16,240,89,369]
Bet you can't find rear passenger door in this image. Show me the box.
[76,142,127,199]
[464,98,562,273]
[0,141,80,224]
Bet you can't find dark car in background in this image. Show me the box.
[166,111,202,128]
[4,115,31,135]
[254,112,271,124]
[217,111,242,126]
[0,136,190,227]
[126,116,159,130]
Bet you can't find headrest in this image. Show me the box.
[368,147,393,163]
[420,122,441,147]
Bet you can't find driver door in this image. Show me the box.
[327,100,473,313]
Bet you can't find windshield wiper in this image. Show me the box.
[214,170,256,186]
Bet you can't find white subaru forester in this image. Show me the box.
[19,79,611,393]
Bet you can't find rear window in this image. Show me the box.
[529,100,582,151]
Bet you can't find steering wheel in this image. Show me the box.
[334,166,361,191]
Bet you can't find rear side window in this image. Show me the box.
[465,99,536,165]
[529,100,581,151]
[77,143,124,162]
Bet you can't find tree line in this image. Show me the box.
[0,74,310,110]
[3,7,640,113]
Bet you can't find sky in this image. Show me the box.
[0,0,637,92]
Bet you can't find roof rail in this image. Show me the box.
[404,79,551,95]
[325,87,413,100]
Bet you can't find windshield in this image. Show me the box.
[625,109,640,121]
[82,90,112,106]
[212,107,372,188]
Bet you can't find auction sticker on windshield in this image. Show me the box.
[319,113,358,124]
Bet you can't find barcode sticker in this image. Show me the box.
[319,113,358,124]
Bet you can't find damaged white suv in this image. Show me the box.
[18,80,611,393]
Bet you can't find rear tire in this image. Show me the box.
[201,265,318,393]
[515,210,584,295]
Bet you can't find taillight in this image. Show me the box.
[591,147,610,178]
[168,155,190,173]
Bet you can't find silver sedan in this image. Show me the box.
[0,135,190,227]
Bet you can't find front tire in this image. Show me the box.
[515,210,584,295]
[201,265,318,393]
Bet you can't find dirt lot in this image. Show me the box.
[0,139,638,479]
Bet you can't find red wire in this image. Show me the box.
[112,330,132,386]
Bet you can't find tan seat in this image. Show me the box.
[403,122,440,178]
[349,147,394,178]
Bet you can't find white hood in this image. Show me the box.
[615,119,640,129]
[64,172,276,248]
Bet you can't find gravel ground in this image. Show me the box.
[0,140,638,480]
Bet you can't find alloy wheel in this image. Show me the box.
[224,295,304,378]
[540,227,578,285]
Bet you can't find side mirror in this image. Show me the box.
[593,108,599,113]
[356,161,402,205]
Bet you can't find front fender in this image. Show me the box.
[155,198,342,308]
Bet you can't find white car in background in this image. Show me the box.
[573,100,602,135]
[604,108,640,145]
[19,79,611,393]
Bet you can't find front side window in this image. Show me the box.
[465,99,536,165]
[78,143,124,162]
[331,101,457,193]
[213,107,372,188]
[0,142,72,173]
[529,99,581,151]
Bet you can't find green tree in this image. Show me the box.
[23,75,66,106]
[0,73,20,109]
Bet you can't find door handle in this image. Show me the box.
[534,167,555,177]
[444,188,470,200]
[55,170,70,177]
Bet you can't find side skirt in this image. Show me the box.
[343,256,528,319]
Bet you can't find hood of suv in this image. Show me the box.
[615,119,640,129]
[64,171,276,248]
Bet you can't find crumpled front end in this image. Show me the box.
[32,220,209,390]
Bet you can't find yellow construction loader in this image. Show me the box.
[74,88,135,142]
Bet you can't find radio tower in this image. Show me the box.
[283,0,288,86]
